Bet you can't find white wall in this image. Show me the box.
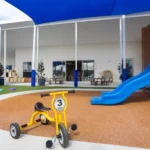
[78,43,120,82]
[1,16,149,84]
[1,50,15,70]
[15,48,32,77]
[15,41,142,83]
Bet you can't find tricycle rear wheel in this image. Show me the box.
[10,122,21,139]
[40,114,49,125]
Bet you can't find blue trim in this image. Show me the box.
[31,70,36,87]
[122,68,127,82]
[74,70,78,87]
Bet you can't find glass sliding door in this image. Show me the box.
[82,60,94,81]
[66,61,75,81]
[66,61,82,81]
[23,62,32,72]
[53,60,94,81]
[53,61,66,79]
[23,62,32,77]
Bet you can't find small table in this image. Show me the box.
[90,78,109,85]
[49,78,64,84]
[91,78,101,85]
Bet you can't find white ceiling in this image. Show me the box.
[0,0,149,52]
[1,16,149,51]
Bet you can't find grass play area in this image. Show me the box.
[0,85,115,95]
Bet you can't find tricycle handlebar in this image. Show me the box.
[40,90,75,98]
[68,90,75,93]
[41,93,50,98]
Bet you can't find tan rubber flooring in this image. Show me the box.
[0,91,150,149]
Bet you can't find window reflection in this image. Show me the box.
[82,61,94,81]
[53,60,94,81]
[23,62,32,72]
[53,61,66,79]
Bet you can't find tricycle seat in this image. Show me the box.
[34,102,51,111]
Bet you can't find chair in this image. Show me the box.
[100,70,114,84]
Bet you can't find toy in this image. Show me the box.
[10,88,16,90]
[0,89,4,92]
[10,90,77,148]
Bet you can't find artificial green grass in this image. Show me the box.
[0,85,115,95]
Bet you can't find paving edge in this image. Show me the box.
[0,88,112,101]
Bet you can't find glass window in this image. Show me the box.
[23,62,32,72]
[6,65,12,70]
[82,60,94,81]
[53,61,66,79]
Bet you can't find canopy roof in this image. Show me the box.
[5,0,150,25]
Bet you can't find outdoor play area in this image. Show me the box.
[1,1,150,150]
[0,90,150,149]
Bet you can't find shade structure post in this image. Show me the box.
[0,27,1,61]
[0,27,3,85]
[122,15,127,82]
[4,30,7,85]
[74,22,78,87]
[36,26,39,70]
[36,26,39,84]
[119,17,123,74]
[31,25,36,87]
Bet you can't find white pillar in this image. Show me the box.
[122,15,126,69]
[75,22,78,70]
[4,30,6,85]
[31,25,36,87]
[32,25,36,70]
[119,17,123,73]
[0,27,1,61]
[36,26,39,70]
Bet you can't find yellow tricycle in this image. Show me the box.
[10,90,77,148]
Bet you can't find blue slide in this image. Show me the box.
[91,65,150,105]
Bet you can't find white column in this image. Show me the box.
[4,30,6,85]
[0,27,1,61]
[119,17,123,73]
[75,22,78,70]
[122,15,126,69]
[36,26,39,70]
[31,25,36,86]
[32,25,36,70]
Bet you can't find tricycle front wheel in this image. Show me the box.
[58,123,69,148]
